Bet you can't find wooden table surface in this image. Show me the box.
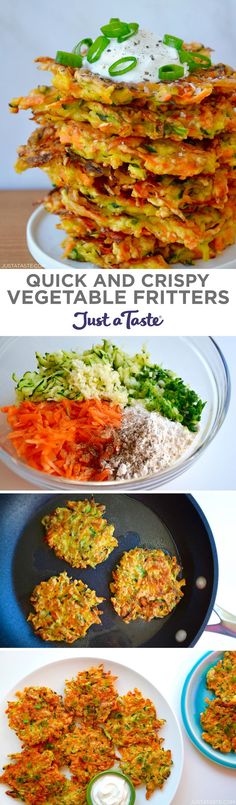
[0,190,42,268]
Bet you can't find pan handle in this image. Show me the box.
[205,622,236,638]
[205,604,236,638]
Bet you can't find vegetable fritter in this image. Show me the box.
[105,688,164,746]
[45,171,229,221]
[0,748,65,805]
[27,572,103,643]
[6,685,72,746]
[120,743,172,799]
[46,186,233,252]
[46,780,86,805]
[11,87,235,141]
[206,651,236,704]
[16,133,230,216]
[34,57,236,107]
[64,664,118,724]
[59,726,117,783]
[201,698,236,753]
[110,547,185,622]
[37,122,220,178]
[62,212,236,267]
[42,499,117,568]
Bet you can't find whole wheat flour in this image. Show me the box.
[105,405,195,480]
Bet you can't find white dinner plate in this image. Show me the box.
[0,655,184,805]
[27,206,236,270]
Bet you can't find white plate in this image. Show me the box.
[27,206,236,270]
[0,656,184,805]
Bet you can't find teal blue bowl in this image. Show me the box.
[181,651,236,769]
[86,770,136,805]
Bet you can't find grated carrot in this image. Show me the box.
[2,398,121,481]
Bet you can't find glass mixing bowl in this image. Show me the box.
[0,336,230,491]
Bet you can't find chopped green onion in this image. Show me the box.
[163,34,183,49]
[108,56,138,76]
[73,38,93,55]
[101,19,130,37]
[87,35,110,63]
[118,22,139,42]
[179,48,211,70]
[55,50,82,67]
[159,64,184,80]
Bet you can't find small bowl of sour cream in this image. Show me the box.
[86,770,136,805]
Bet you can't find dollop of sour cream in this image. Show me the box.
[90,774,132,805]
[84,29,189,83]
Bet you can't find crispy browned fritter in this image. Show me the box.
[27,572,104,643]
[201,697,236,753]
[64,663,118,724]
[110,547,185,622]
[0,748,65,805]
[206,651,236,704]
[6,686,73,745]
[42,498,117,568]
[59,725,117,783]
[105,688,164,746]
[34,56,236,107]
[119,742,172,799]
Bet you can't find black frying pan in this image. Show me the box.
[0,493,218,648]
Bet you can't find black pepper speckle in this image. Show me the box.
[151,55,154,60]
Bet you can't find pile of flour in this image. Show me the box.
[105,405,195,480]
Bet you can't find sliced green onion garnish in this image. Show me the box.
[179,49,211,70]
[163,34,183,49]
[109,56,138,76]
[159,64,184,80]
[87,35,110,63]
[73,38,93,55]
[118,22,139,42]
[101,19,130,37]
[55,50,82,67]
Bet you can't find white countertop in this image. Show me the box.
[1,646,235,804]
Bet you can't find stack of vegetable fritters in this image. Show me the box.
[10,32,236,267]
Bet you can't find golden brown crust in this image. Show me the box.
[42,499,117,568]
[201,697,236,753]
[64,664,118,724]
[110,547,185,621]
[6,686,73,745]
[27,572,104,643]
